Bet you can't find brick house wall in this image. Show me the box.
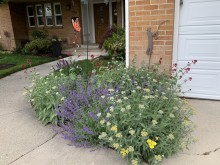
[129,0,175,68]
[25,0,82,48]
[0,4,16,50]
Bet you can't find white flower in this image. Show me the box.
[56,92,59,95]
[167,133,175,140]
[169,113,175,118]
[121,91,126,94]
[98,132,107,139]
[113,143,119,149]
[101,95,105,99]
[107,122,111,126]
[61,97,65,101]
[143,96,150,100]
[152,120,158,126]
[110,97,114,100]
[116,133,122,138]
[120,108,126,112]
[109,137,113,141]
[162,92,166,95]
[106,113,111,118]
[132,90,136,93]
[162,96,168,100]
[149,95,155,99]
[100,120,105,125]
[29,89,33,93]
[158,110,164,114]
[129,129,135,135]
[46,91,50,94]
[136,86,141,89]
[59,69,63,72]
[126,105,131,110]
[144,88,150,93]
[117,99,122,103]
[153,79,157,83]
[139,104,145,109]
[108,89,114,92]
[52,86,57,90]
[123,97,128,100]
[155,155,162,162]
[31,99,34,102]
[97,113,101,117]
[109,106,114,112]
[128,146,134,152]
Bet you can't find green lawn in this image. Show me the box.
[0,53,58,78]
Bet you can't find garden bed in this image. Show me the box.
[25,57,196,165]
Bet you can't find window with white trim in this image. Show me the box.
[36,4,44,26]
[44,3,53,26]
[54,3,62,26]
[27,5,35,27]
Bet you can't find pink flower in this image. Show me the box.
[189,77,192,81]
[90,54,94,59]
[192,60,197,64]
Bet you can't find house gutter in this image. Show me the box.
[125,0,129,67]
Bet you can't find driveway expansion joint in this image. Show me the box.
[7,133,58,165]
[182,147,220,156]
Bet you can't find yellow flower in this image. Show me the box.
[116,133,122,138]
[113,143,119,149]
[147,139,157,149]
[141,129,148,137]
[131,159,138,165]
[155,155,162,161]
[120,148,129,158]
[111,125,117,132]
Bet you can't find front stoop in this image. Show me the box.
[61,44,108,57]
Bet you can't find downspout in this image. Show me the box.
[125,0,129,67]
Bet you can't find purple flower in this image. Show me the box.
[83,126,94,135]
[88,112,98,121]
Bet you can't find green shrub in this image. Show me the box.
[22,39,52,55]
[103,28,125,59]
[32,30,48,39]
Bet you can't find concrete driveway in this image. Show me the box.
[0,56,219,165]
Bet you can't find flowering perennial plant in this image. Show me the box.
[27,58,196,164]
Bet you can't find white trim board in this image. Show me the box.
[172,0,180,65]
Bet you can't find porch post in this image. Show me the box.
[125,0,129,67]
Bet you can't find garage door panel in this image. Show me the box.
[180,0,220,26]
[178,61,220,70]
[179,25,220,35]
[178,36,220,61]
[181,70,220,96]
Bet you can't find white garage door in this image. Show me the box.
[177,0,220,100]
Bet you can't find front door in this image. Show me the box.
[94,3,109,44]
[177,0,220,100]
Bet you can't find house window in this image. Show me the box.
[36,4,44,26]
[44,3,53,26]
[27,6,35,27]
[54,3,62,26]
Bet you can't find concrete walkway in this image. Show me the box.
[0,56,220,165]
